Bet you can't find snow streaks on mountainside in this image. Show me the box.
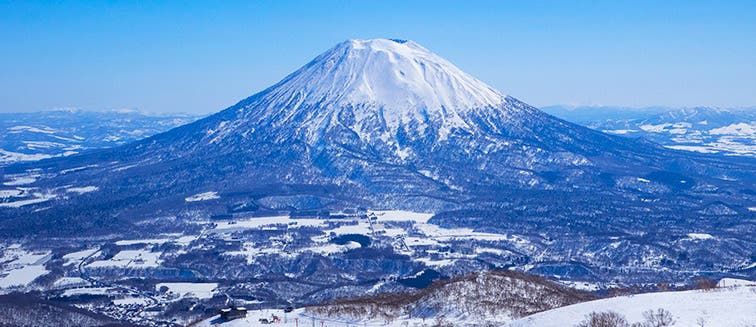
[224,39,510,144]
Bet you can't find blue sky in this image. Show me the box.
[1,1,755,114]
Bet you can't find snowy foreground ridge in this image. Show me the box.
[510,285,756,327]
[197,284,755,327]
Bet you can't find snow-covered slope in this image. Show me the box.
[208,38,530,146]
[306,270,593,325]
[195,270,594,327]
[251,39,505,138]
[510,284,756,327]
[196,280,756,327]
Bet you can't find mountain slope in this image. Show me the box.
[306,270,595,325]
[194,270,595,327]
[510,284,756,327]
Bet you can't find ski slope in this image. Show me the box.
[510,284,756,327]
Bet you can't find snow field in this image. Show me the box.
[509,286,756,327]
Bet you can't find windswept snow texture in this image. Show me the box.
[510,285,756,327]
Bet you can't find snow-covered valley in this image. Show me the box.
[1,209,754,326]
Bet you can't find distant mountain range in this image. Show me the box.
[0,109,201,166]
[542,106,756,157]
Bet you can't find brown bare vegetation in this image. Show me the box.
[306,270,596,321]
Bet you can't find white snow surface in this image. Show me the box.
[62,248,98,266]
[195,286,756,327]
[509,286,756,327]
[263,38,504,118]
[717,278,755,287]
[185,191,220,202]
[0,265,49,288]
[156,282,218,299]
[0,195,55,208]
[0,248,51,289]
[66,186,99,194]
[686,233,714,240]
[709,122,755,136]
[221,39,517,144]
[88,249,161,268]
[0,149,53,164]
[53,277,89,288]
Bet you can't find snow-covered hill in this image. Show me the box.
[195,270,594,327]
[510,283,756,327]
[306,270,594,325]
[195,281,756,327]
[0,109,200,166]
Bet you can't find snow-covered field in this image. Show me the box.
[185,191,220,202]
[3,209,752,326]
[88,249,162,268]
[509,284,756,327]
[0,245,51,288]
[156,282,218,299]
[209,210,533,268]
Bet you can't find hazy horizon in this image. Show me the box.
[3,103,754,117]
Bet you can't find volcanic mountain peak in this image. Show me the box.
[265,38,504,112]
[225,39,516,144]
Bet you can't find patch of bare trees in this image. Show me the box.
[575,308,675,327]
[307,270,596,321]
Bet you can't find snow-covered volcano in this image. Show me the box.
[261,39,505,116]
[192,38,608,167]
[2,39,754,239]
[208,38,529,146]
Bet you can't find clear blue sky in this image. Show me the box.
[1,1,755,114]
